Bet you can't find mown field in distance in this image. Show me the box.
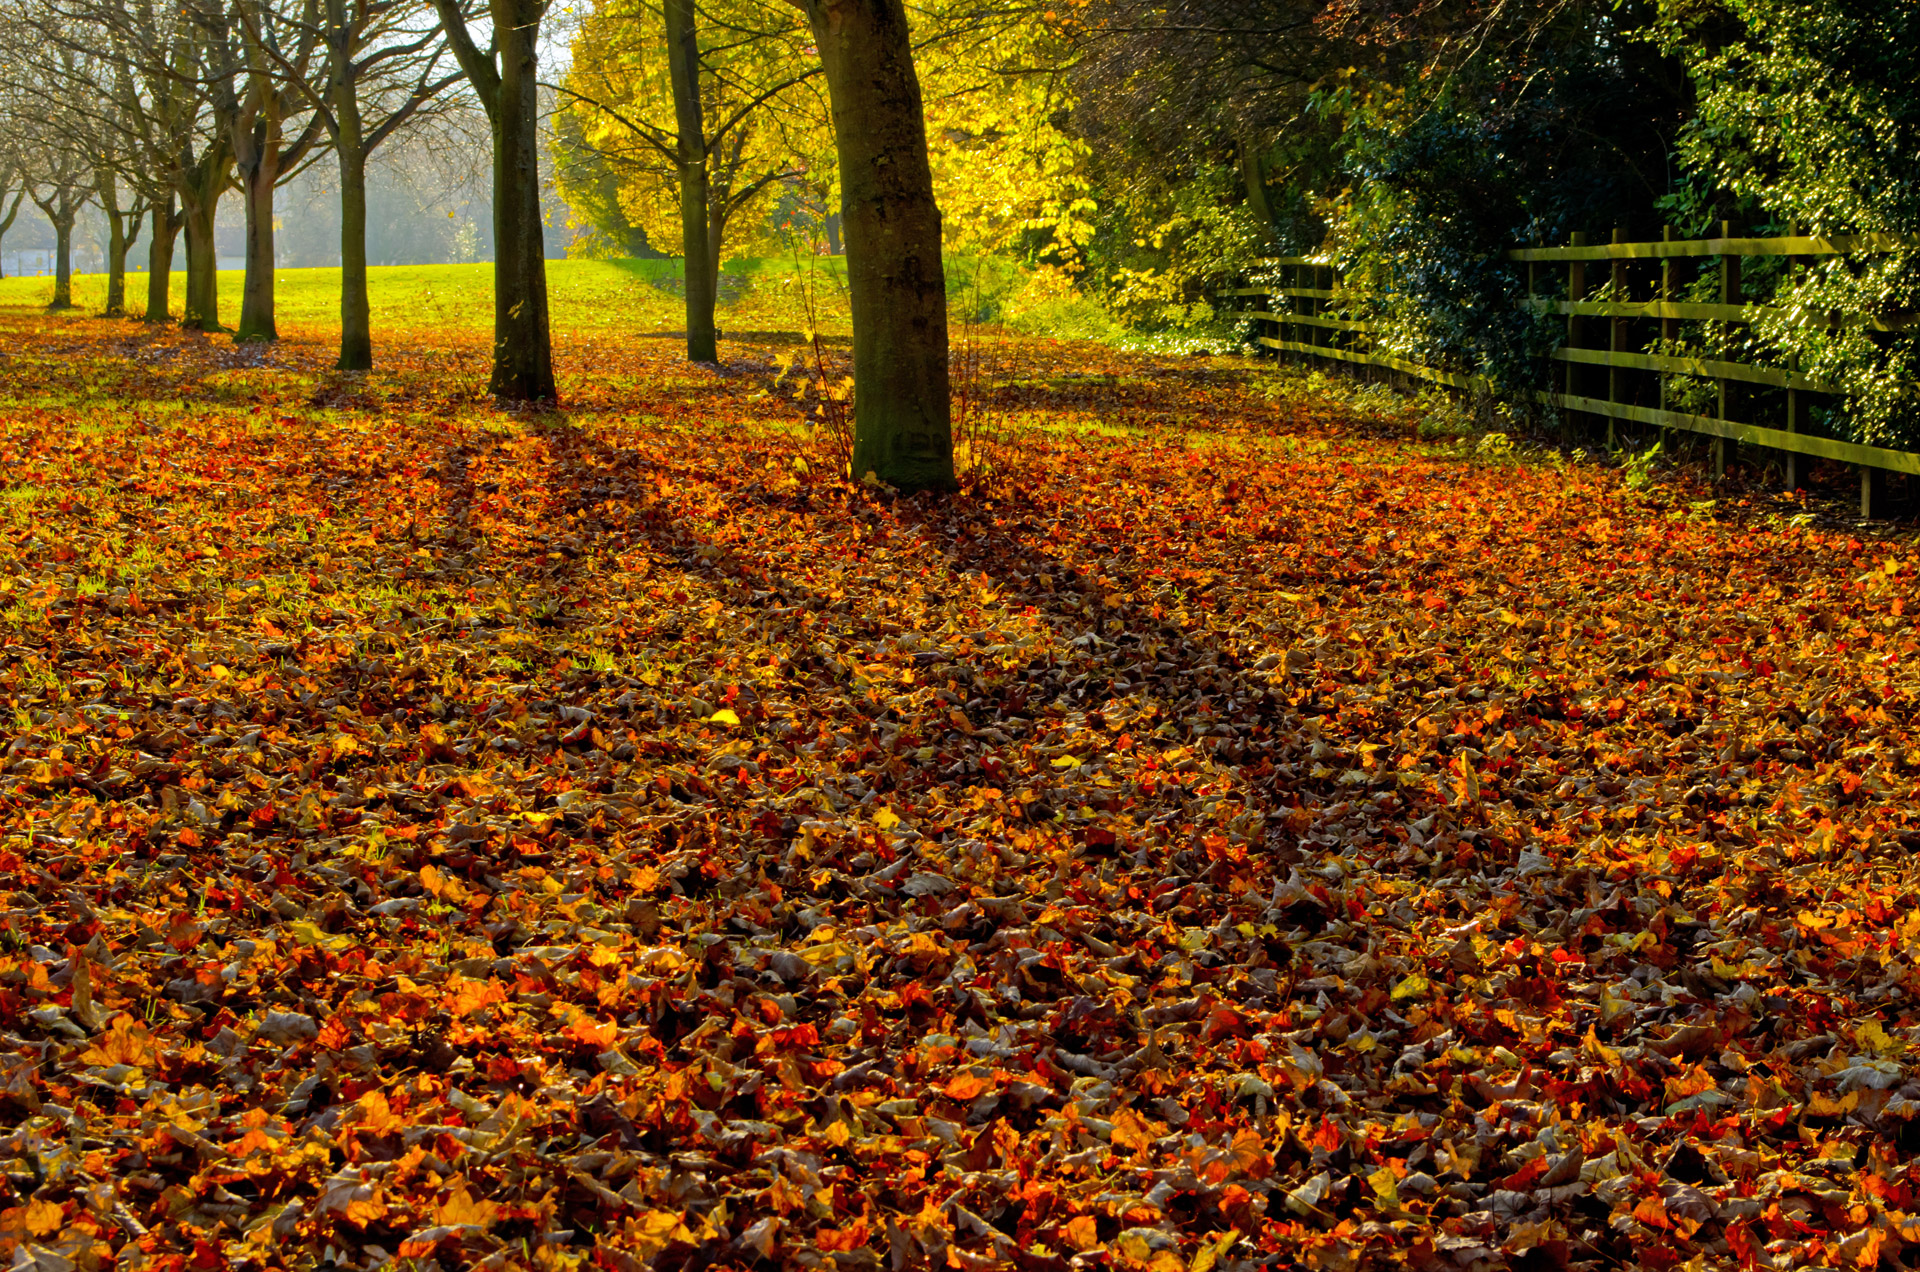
[0,256,859,337]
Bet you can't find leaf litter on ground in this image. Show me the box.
[0,313,1918,1272]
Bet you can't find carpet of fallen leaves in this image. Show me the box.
[4,311,1920,1272]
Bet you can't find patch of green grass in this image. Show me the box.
[0,257,862,337]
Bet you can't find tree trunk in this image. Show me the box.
[0,189,22,280]
[337,142,373,370]
[801,0,954,492]
[665,0,716,363]
[235,121,283,342]
[488,0,557,401]
[49,207,75,311]
[182,194,221,332]
[146,198,179,323]
[825,212,842,256]
[98,174,130,318]
[330,12,375,374]
[1239,137,1280,247]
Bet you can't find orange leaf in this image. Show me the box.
[79,1014,157,1069]
[357,1090,403,1137]
[1060,1213,1100,1251]
[945,1072,991,1101]
[20,1198,64,1238]
[448,977,507,1018]
[565,1013,619,1050]
[1632,1195,1670,1231]
[1110,1106,1160,1153]
[435,1186,500,1230]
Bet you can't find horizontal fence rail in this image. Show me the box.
[1223,229,1920,515]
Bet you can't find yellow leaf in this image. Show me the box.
[80,1014,157,1069]
[435,1186,500,1230]
[1367,1165,1399,1206]
[1060,1214,1100,1251]
[1109,1106,1159,1153]
[287,920,352,953]
[873,806,901,830]
[632,1209,693,1258]
[822,1119,852,1147]
[420,863,447,897]
[1806,1090,1861,1117]
[357,1090,404,1137]
[1191,1230,1241,1272]
[21,1198,63,1237]
[1583,1025,1622,1068]
[708,708,741,725]
[1390,973,1429,1002]
[343,1190,387,1227]
[1051,754,1080,768]
[797,940,856,968]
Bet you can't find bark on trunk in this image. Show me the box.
[104,215,128,316]
[666,0,717,363]
[0,189,22,280]
[337,143,372,370]
[488,0,557,401]
[49,211,75,311]
[825,212,842,256]
[327,0,375,373]
[182,195,221,331]
[1239,138,1279,247]
[801,0,954,491]
[235,121,283,342]
[146,198,179,323]
[97,173,137,318]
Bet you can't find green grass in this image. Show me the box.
[0,256,859,337]
[0,252,1168,353]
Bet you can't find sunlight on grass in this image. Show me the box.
[0,257,859,338]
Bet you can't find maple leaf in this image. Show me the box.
[1109,1106,1160,1153]
[435,1186,500,1230]
[1059,1214,1100,1251]
[945,1072,992,1101]
[9,1198,65,1238]
[356,1091,404,1137]
[79,1015,156,1069]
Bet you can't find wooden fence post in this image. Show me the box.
[1660,227,1676,455]
[1784,223,1802,492]
[1567,231,1587,428]
[1715,220,1741,481]
[1609,226,1628,449]
[1863,467,1887,518]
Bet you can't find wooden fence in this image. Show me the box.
[1223,228,1920,516]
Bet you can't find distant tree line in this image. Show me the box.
[0,0,1036,491]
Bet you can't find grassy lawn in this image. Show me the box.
[0,255,857,337]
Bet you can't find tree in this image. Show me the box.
[793,0,955,491]
[90,149,150,317]
[556,0,822,364]
[43,0,239,329]
[432,0,557,402]
[0,167,24,280]
[24,144,94,311]
[0,64,43,284]
[244,0,461,368]
[202,0,331,342]
[1661,0,1920,446]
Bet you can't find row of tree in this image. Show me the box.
[0,0,462,367]
[1,0,1024,491]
